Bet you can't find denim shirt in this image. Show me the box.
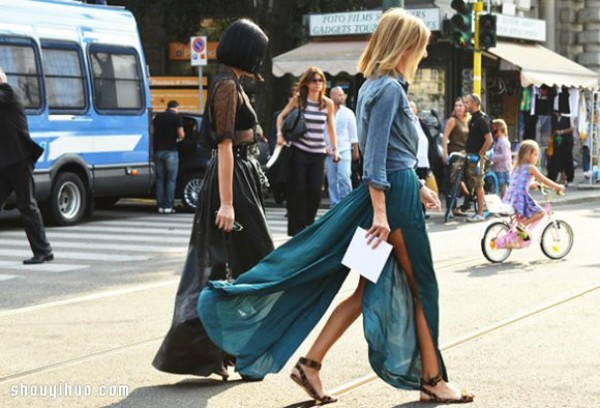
[356,75,418,190]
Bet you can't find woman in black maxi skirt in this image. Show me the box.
[152,19,273,380]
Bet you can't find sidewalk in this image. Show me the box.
[264,167,600,209]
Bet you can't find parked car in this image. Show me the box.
[175,113,271,212]
[176,113,212,212]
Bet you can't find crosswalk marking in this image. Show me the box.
[0,239,185,254]
[0,249,150,262]
[0,206,325,280]
[0,261,88,273]
[0,231,189,244]
[66,225,192,235]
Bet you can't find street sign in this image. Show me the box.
[190,36,207,66]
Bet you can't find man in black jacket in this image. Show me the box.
[0,66,53,264]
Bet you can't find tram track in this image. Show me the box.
[1,271,598,398]
[328,283,600,399]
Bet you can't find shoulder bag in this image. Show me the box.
[281,107,307,142]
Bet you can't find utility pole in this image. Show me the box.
[382,0,404,10]
[473,1,483,95]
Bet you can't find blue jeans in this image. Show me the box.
[155,150,179,209]
[326,149,352,206]
[582,145,590,172]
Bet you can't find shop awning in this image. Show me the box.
[272,41,367,77]
[488,41,599,89]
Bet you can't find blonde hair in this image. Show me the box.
[516,140,539,167]
[493,118,508,137]
[357,8,430,81]
[294,66,327,110]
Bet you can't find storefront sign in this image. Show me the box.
[309,9,441,37]
[496,14,546,42]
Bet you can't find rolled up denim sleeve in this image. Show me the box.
[362,85,400,190]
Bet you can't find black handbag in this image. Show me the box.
[281,107,307,142]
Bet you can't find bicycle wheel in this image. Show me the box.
[540,220,574,259]
[484,171,499,195]
[481,221,512,263]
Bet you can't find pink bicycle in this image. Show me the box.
[480,185,574,263]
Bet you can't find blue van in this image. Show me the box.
[0,0,152,225]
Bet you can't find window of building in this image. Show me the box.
[410,68,447,119]
[89,46,144,112]
[0,40,42,109]
[41,43,86,111]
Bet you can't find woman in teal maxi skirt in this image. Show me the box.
[199,9,474,404]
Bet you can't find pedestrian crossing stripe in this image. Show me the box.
[0,261,87,273]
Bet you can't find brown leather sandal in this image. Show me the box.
[290,357,337,404]
[420,374,474,403]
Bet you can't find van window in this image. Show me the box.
[89,46,143,112]
[42,44,86,111]
[0,41,42,109]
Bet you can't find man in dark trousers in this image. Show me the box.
[153,100,184,214]
[0,66,53,264]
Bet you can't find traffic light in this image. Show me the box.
[479,14,497,50]
[448,0,473,49]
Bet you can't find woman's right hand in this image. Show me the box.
[215,204,235,232]
[366,210,390,249]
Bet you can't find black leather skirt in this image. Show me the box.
[152,153,274,378]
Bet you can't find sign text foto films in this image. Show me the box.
[309,9,441,37]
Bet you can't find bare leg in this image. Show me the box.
[476,186,485,216]
[291,278,366,399]
[523,209,545,227]
[388,229,473,402]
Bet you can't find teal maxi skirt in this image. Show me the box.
[198,168,447,390]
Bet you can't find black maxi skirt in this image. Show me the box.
[152,149,274,377]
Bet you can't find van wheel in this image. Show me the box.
[181,174,204,212]
[45,172,87,226]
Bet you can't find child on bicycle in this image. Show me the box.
[503,140,565,239]
[491,118,512,198]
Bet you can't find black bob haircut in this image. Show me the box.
[217,19,268,76]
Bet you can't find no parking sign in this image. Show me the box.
[190,36,207,66]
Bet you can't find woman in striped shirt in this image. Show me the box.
[276,67,341,236]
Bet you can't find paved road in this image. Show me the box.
[0,203,311,309]
[0,201,598,407]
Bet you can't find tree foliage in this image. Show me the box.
[112,0,380,130]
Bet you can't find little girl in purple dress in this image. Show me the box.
[503,140,565,237]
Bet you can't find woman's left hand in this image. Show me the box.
[332,151,342,163]
[419,186,441,211]
[216,204,235,232]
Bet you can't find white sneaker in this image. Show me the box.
[163,208,176,214]
[158,208,165,214]
[467,214,485,222]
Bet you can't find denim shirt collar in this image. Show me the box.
[395,75,409,93]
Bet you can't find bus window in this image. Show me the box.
[0,40,42,109]
[89,46,143,112]
[41,43,86,112]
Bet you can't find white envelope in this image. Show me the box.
[342,227,393,284]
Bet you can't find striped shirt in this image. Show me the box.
[292,99,327,154]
